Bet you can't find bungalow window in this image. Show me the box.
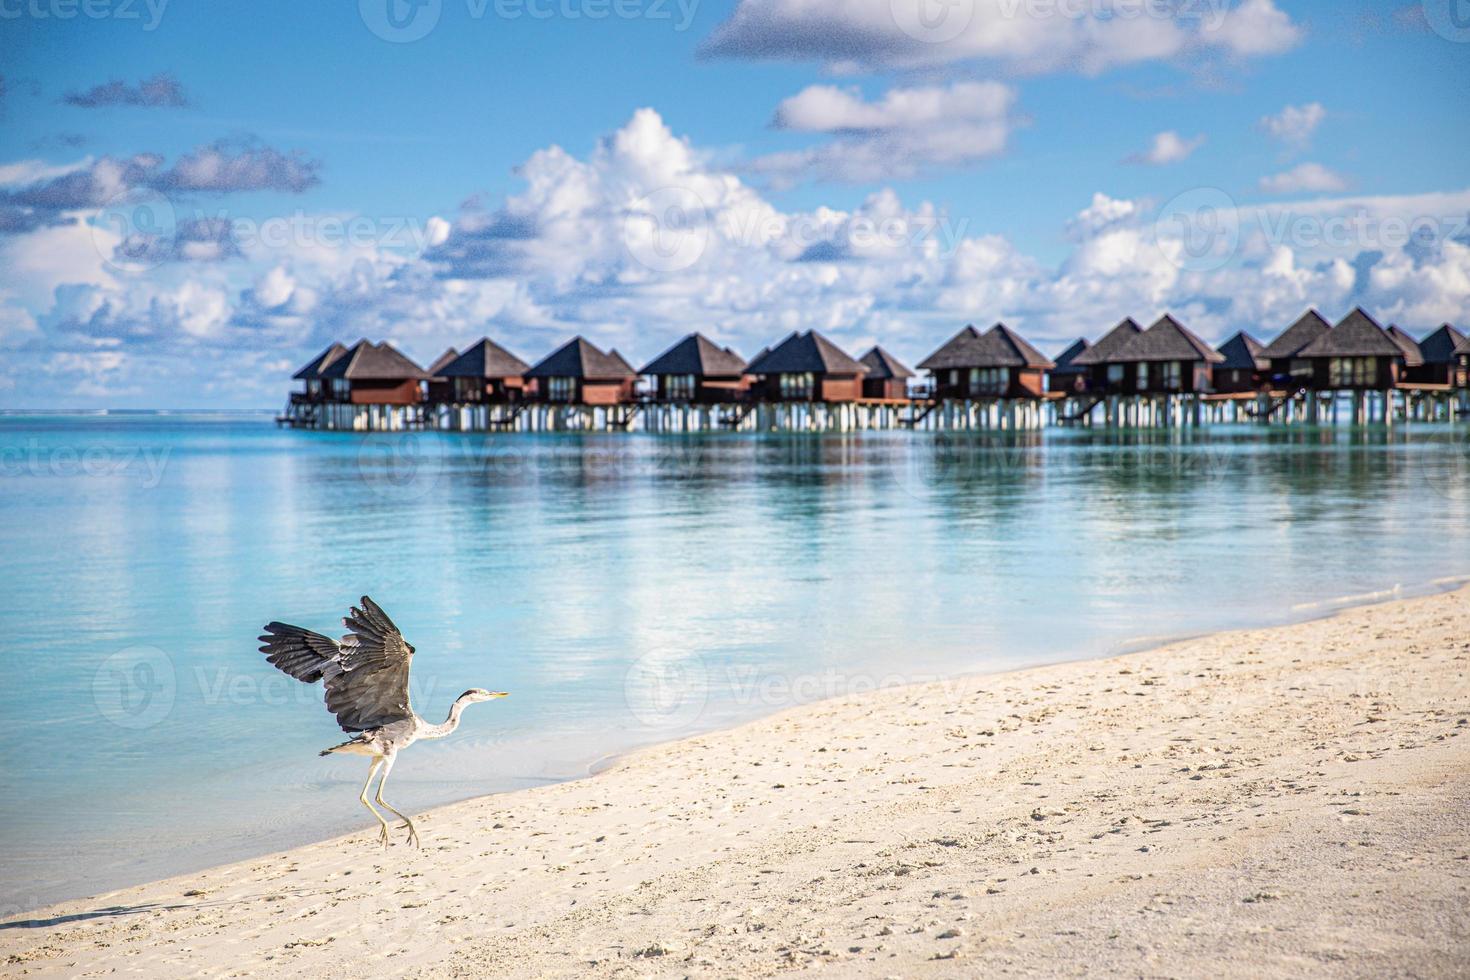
[779,372,814,399]
[547,377,576,402]
[453,377,482,402]
[1160,361,1182,390]
[1137,362,1149,389]
[665,374,696,400]
[967,367,1008,395]
[1328,357,1377,387]
[1289,358,1313,378]
[305,379,321,397]
[329,378,350,400]
[1106,364,1125,384]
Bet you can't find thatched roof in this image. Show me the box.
[859,346,915,380]
[293,342,348,380]
[1455,332,1470,356]
[1215,331,1267,371]
[1111,315,1224,363]
[1386,326,1425,368]
[640,333,747,377]
[1049,338,1091,375]
[1260,309,1332,360]
[1298,308,1401,358]
[525,337,637,380]
[426,348,459,377]
[439,338,531,379]
[1070,318,1142,366]
[1418,324,1467,365]
[320,340,428,380]
[917,323,1053,371]
[745,331,867,376]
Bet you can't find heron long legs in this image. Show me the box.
[359,757,392,847]
[374,755,420,847]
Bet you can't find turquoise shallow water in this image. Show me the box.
[1,414,1468,911]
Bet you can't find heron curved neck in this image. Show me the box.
[420,695,474,740]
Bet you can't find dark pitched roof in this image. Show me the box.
[1385,326,1425,368]
[1049,338,1091,375]
[1214,331,1267,371]
[427,348,460,377]
[1070,318,1143,365]
[1298,308,1402,358]
[1418,324,1467,365]
[293,342,348,380]
[639,333,747,377]
[1261,309,1332,359]
[917,323,1054,371]
[745,331,867,376]
[525,337,637,380]
[859,346,915,380]
[1112,315,1224,363]
[439,337,531,378]
[1455,332,1470,356]
[320,340,428,380]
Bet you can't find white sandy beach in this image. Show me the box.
[3,587,1468,978]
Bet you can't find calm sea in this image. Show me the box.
[2,413,1468,911]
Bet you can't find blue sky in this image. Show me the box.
[1,0,1468,407]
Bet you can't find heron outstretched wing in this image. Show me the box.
[325,596,416,732]
[258,596,415,733]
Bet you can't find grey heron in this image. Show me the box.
[258,596,507,847]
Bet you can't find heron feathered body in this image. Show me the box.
[258,597,506,847]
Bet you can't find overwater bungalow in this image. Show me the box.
[917,323,1054,400]
[1387,326,1425,380]
[1047,338,1091,393]
[434,337,532,403]
[1067,317,1142,392]
[858,346,914,400]
[291,341,348,403]
[318,339,428,404]
[424,347,459,403]
[524,337,637,405]
[1294,308,1406,390]
[639,333,749,403]
[1457,333,1470,388]
[1093,315,1222,394]
[1406,323,1466,386]
[744,330,868,402]
[1212,331,1268,394]
[1259,309,1332,388]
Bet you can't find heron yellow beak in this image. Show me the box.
[491,691,509,698]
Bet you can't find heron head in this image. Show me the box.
[460,688,509,704]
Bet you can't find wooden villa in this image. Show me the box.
[318,339,428,405]
[290,342,348,403]
[1047,338,1091,393]
[1212,331,1268,394]
[744,331,868,402]
[917,323,1053,400]
[1457,332,1470,389]
[1067,317,1142,393]
[1096,315,1222,394]
[1259,309,1332,388]
[639,333,749,403]
[524,337,637,406]
[1294,308,1406,391]
[434,337,532,403]
[858,346,914,400]
[1406,323,1466,386]
[1387,326,1425,381]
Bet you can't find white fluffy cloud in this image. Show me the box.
[701,0,1303,74]
[1260,102,1327,150]
[758,82,1018,184]
[3,109,1468,407]
[1126,130,1206,166]
[1260,162,1350,194]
